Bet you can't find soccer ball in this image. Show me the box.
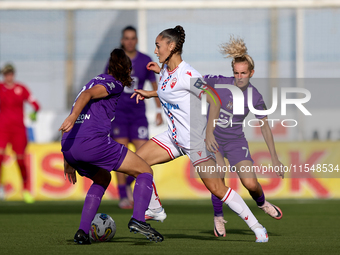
[90,213,116,242]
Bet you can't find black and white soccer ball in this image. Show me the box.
[90,213,116,242]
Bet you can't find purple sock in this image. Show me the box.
[126,175,135,186]
[79,183,105,233]
[252,192,265,206]
[132,173,153,222]
[118,184,127,199]
[211,193,224,217]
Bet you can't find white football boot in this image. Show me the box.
[145,208,167,222]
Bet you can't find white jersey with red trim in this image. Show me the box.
[157,61,208,150]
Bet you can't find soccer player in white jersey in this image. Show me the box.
[132,25,268,242]
[203,37,284,237]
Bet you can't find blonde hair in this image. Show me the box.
[220,36,254,71]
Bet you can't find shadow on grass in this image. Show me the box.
[66,237,158,246]
[200,229,281,237]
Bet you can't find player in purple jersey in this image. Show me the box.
[132,26,269,242]
[104,26,163,209]
[204,37,284,237]
[60,49,163,244]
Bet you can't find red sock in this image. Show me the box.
[17,158,29,190]
[0,154,4,184]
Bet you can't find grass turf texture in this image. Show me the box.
[0,199,339,254]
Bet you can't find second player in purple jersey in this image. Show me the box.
[104,26,163,209]
[60,49,163,244]
[203,37,284,238]
[204,75,267,140]
[204,75,267,167]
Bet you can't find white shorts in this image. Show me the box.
[151,131,215,166]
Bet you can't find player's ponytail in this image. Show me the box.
[220,36,255,72]
[159,25,186,69]
[108,48,133,87]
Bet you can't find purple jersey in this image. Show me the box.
[62,74,124,140]
[104,51,156,114]
[204,75,267,140]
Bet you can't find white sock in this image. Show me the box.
[222,188,259,229]
[148,179,163,210]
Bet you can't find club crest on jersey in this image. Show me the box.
[226,101,233,110]
[14,87,22,95]
[161,75,172,91]
[170,77,177,89]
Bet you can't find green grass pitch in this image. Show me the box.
[0,199,339,255]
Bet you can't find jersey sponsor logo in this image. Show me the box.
[75,114,90,124]
[162,102,180,110]
[170,77,177,89]
[106,82,115,90]
[186,71,192,77]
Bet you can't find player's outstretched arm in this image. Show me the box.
[147,62,161,74]
[59,85,109,133]
[131,89,158,104]
[205,88,221,153]
[151,81,163,126]
[260,116,284,179]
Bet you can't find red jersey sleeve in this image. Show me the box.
[22,85,40,112]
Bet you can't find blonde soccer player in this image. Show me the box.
[203,37,284,237]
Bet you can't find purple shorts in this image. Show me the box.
[111,110,149,141]
[61,135,128,178]
[216,136,254,167]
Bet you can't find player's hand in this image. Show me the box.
[59,114,77,133]
[272,158,285,179]
[29,111,37,122]
[205,132,219,154]
[131,89,152,104]
[155,113,163,126]
[64,160,77,184]
[147,62,161,74]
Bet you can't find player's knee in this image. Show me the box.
[206,182,221,197]
[92,169,112,188]
[134,165,153,177]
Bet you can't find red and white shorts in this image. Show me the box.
[151,131,215,166]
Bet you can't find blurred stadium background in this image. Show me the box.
[0,0,339,201]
